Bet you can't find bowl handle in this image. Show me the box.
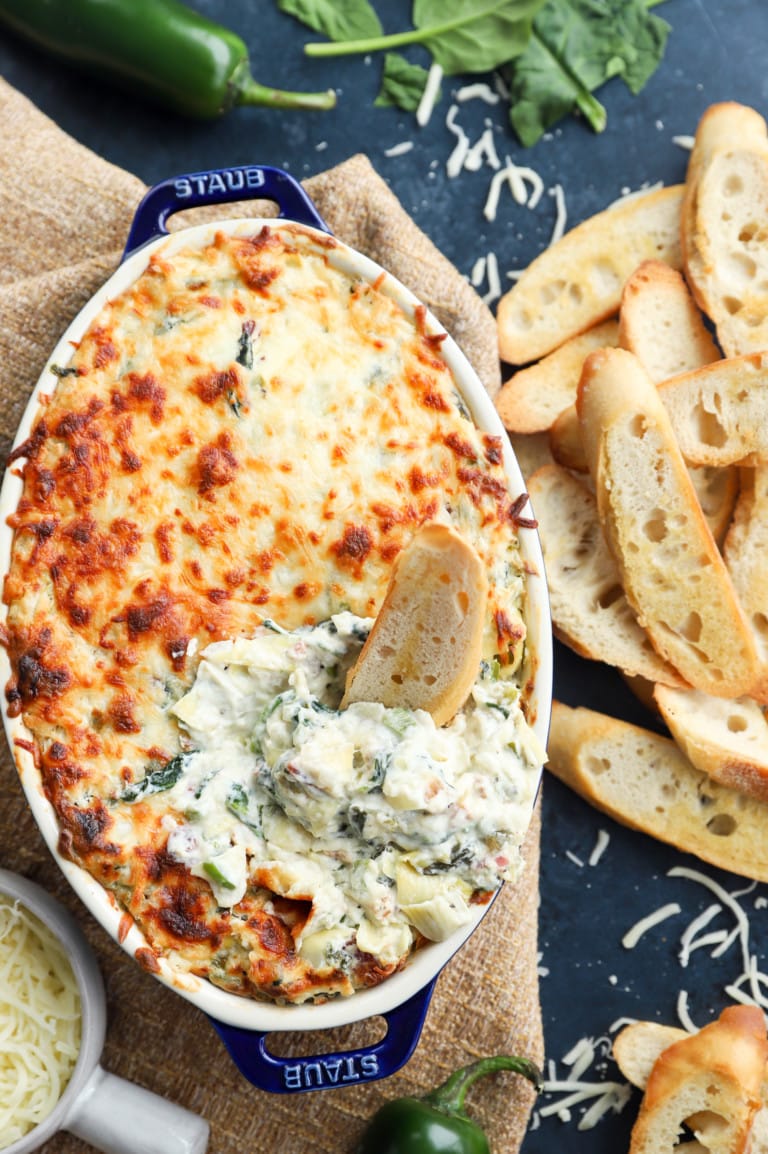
[210,978,437,1094]
[64,1063,210,1154]
[122,164,330,259]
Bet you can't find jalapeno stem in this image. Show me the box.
[234,76,337,111]
[425,1055,543,1118]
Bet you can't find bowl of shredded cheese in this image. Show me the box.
[0,869,210,1154]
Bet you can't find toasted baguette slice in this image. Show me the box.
[616,258,737,542]
[497,185,684,364]
[618,260,721,381]
[507,432,556,482]
[682,101,768,357]
[549,410,736,543]
[627,1005,768,1154]
[691,464,739,546]
[659,351,768,467]
[550,424,737,541]
[528,464,683,684]
[724,465,768,696]
[496,320,619,433]
[549,403,588,472]
[341,523,487,726]
[613,1023,688,1090]
[654,684,768,801]
[547,701,768,881]
[577,347,759,698]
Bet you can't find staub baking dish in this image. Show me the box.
[0,166,552,1093]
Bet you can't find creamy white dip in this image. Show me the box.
[163,613,543,971]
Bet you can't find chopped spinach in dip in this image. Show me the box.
[164,612,544,971]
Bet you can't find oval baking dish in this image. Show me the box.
[0,166,552,1093]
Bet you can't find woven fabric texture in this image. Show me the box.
[0,78,542,1154]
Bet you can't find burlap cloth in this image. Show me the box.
[0,78,543,1154]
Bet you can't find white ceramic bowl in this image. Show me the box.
[0,869,209,1154]
[0,194,552,1046]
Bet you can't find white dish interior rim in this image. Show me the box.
[0,216,553,1034]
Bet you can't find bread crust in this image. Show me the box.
[723,464,768,697]
[577,346,760,697]
[682,101,768,357]
[547,701,768,882]
[658,351,768,467]
[342,523,488,726]
[496,320,618,434]
[628,1006,768,1154]
[528,464,684,685]
[654,683,768,799]
[496,186,684,365]
[618,259,720,381]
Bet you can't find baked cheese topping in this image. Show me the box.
[4,223,539,1003]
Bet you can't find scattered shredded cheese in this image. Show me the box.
[482,252,501,306]
[672,134,695,150]
[455,82,500,105]
[588,829,610,866]
[416,62,444,128]
[470,256,486,288]
[445,105,471,178]
[676,988,698,1033]
[464,126,501,173]
[566,850,584,868]
[383,141,415,158]
[677,902,722,967]
[0,896,81,1144]
[621,901,682,949]
[548,183,568,247]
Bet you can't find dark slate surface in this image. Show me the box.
[2,1,768,1149]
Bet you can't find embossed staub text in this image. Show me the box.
[282,1054,379,1091]
[173,168,266,198]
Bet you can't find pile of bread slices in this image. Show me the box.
[494,98,768,1153]
[495,100,768,885]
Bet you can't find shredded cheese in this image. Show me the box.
[470,256,486,288]
[455,82,500,105]
[383,141,415,158]
[621,901,682,949]
[416,62,444,128]
[445,105,471,178]
[464,126,501,173]
[482,252,501,306]
[0,896,81,1144]
[676,988,698,1033]
[548,183,568,246]
[588,829,610,866]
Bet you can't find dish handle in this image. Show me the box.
[64,1063,210,1154]
[122,164,330,259]
[210,979,437,1094]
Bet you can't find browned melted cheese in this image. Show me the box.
[3,225,529,1003]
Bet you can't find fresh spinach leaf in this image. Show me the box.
[120,754,186,803]
[374,53,434,111]
[278,0,382,41]
[412,0,545,74]
[506,0,670,146]
[304,0,546,74]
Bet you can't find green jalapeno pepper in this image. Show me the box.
[356,1054,543,1154]
[0,0,336,117]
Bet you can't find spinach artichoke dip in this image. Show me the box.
[3,223,544,1003]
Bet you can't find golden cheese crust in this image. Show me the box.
[3,224,531,1003]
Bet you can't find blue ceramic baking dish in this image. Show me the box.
[0,165,552,1094]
